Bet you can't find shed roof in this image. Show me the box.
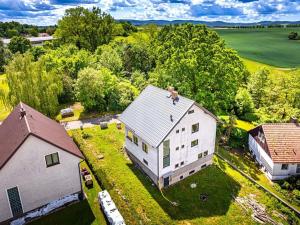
[249,123,300,163]
[0,102,83,169]
[119,85,217,148]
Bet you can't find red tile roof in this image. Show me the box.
[249,123,300,163]
[0,102,83,169]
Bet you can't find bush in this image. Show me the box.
[281,181,291,190]
[292,189,300,200]
[228,127,248,149]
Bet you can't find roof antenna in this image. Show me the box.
[20,107,26,119]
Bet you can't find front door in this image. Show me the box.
[7,187,23,217]
[163,177,170,187]
[297,164,300,173]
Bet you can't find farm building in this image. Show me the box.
[120,85,218,188]
[0,102,84,223]
[248,121,300,180]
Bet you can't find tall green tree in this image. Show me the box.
[151,24,248,114]
[234,88,255,116]
[95,44,123,73]
[55,7,115,51]
[8,36,31,54]
[4,53,62,116]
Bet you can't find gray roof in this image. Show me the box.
[120,85,217,148]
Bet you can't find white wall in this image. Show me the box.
[125,127,158,176]
[272,163,299,180]
[158,104,217,178]
[0,135,82,222]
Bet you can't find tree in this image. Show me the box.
[95,44,123,73]
[0,40,12,72]
[55,7,115,51]
[6,29,19,38]
[75,67,107,111]
[8,36,31,54]
[288,32,299,40]
[247,68,270,108]
[117,81,139,110]
[150,24,248,114]
[234,88,255,116]
[4,53,62,116]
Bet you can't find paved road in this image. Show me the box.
[61,114,120,130]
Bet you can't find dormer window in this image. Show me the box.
[258,131,265,143]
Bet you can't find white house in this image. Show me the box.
[248,122,300,180]
[120,85,218,188]
[0,102,84,223]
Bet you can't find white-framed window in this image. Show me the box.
[45,152,60,167]
[176,129,179,133]
[181,145,185,149]
[176,146,179,151]
[127,130,133,141]
[175,163,179,168]
[133,135,138,146]
[281,164,289,170]
[192,123,199,133]
[143,159,148,166]
[180,161,184,166]
[142,142,148,153]
[198,153,203,159]
[191,139,198,147]
[204,151,208,157]
[182,127,185,132]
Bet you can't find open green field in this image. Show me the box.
[216,28,300,68]
[70,124,298,225]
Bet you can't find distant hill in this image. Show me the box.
[119,19,300,27]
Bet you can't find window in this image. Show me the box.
[189,170,195,175]
[142,142,148,153]
[133,135,138,146]
[198,153,203,159]
[281,164,289,170]
[176,129,179,133]
[204,151,208,157]
[182,128,185,132]
[180,161,184,166]
[127,130,133,141]
[181,145,185,149]
[163,140,170,168]
[7,187,23,217]
[45,152,60,167]
[175,163,179,168]
[176,147,179,151]
[188,109,194,114]
[191,139,198,147]
[201,164,207,169]
[143,159,148,166]
[192,123,199,133]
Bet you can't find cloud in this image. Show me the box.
[0,0,299,25]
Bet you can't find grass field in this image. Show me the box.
[216,28,300,68]
[70,124,298,225]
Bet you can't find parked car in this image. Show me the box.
[60,108,74,118]
[98,190,125,225]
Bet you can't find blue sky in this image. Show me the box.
[0,0,300,25]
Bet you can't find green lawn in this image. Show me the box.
[70,124,298,225]
[219,116,255,131]
[29,161,107,225]
[216,28,300,68]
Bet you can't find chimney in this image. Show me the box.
[290,117,298,124]
[20,107,26,119]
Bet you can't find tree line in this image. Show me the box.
[0,6,299,123]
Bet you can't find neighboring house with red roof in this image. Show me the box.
[0,102,84,223]
[248,121,300,180]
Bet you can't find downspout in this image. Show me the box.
[78,159,85,200]
[157,145,160,189]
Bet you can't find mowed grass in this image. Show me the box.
[29,161,107,225]
[219,116,255,131]
[216,28,300,68]
[70,124,296,225]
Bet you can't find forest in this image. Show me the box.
[0,6,299,124]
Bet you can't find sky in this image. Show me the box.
[0,0,300,25]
